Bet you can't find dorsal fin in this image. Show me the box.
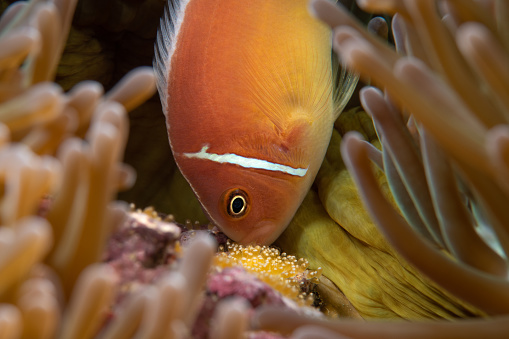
[332,52,359,120]
[153,0,192,115]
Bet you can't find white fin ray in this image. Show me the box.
[183,146,309,177]
[153,0,192,114]
[332,51,360,120]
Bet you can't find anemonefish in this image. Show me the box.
[154,0,356,245]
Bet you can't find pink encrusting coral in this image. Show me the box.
[100,208,323,339]
[102,210,182,304]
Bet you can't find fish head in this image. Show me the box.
[176,153,310,245]
[214,175,305,245]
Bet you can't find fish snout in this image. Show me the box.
[236,219,281,246]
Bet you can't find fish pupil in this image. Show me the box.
[223,188,249,218]
[231,196,245,214]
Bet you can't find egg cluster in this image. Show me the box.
[214,240,321,306]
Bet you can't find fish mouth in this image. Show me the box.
[236,219,281,246]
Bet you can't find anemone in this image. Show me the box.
[256,0,509,336]
[326,0,509,315]
[0,0,159,336]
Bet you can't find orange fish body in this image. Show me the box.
[155,0,352,244]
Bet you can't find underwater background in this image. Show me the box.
[0,0,508,338]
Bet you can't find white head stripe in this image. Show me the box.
[183,146,308,177]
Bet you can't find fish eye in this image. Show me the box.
[222,188,250,218]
